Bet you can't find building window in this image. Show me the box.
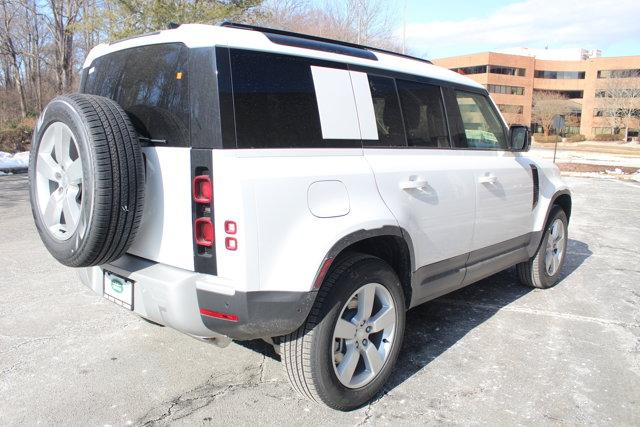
[534,70,585,79]
[533,89,583,99]
[563,126,580,135]
[451,65,487,75]
[488,65,526,76]
[487,84,524,95]
[597,69,640,78]
[592,127,613,135]
[596,89,640,98]
[497,104,524,114]
[595,108,640,117]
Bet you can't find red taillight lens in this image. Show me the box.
[224,221,237,234]
[193,175,212,204]
[194,217,214,247]
[225,237,237,251]
[199,308,238,322]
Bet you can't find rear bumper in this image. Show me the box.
[78,254,315,342]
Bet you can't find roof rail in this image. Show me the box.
[220,22,432,65]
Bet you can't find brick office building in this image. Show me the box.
[433,48,640,139]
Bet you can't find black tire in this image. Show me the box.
[517,206,568,289]
[29,94,145,267]
[281,253,406,411]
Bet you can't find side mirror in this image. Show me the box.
[509,125,531,151]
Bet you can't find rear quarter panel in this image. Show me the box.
[211,149,399,293]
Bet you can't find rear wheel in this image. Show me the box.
[517,206,568,289]
[281,253,406,411]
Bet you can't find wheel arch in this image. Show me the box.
[527,189,572,257]
[311,226,414,309]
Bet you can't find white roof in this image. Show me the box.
[84,24,483,90]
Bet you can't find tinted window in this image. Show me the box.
[396,80,449,148]
[453,91,507,150]
[367,75,405,146]
[230,50,323,148]
[84,43,190,146]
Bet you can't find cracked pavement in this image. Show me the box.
[1,175,639,425]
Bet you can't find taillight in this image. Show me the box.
[224,220,237,234]
[194,217,214,247]
[193,175,212,204]
[191,151,216,275]
[225,237,237,251]
[193,172,214,251]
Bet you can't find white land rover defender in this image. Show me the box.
[29,23,571,410]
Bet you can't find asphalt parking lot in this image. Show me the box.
[1,174,639,426]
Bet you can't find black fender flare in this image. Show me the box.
[310,225,415,291]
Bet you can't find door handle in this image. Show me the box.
[400,178,428,190]
[478,173,498,184]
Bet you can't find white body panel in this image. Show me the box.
[364,149,476,267]
[210,148,398,293]
[128,147,194,271]
[471,151,534,250]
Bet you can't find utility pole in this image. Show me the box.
[402,0,407,54]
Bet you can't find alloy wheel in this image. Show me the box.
[332,282,397,388]
[35,122,84,241]
[544,218,566,276]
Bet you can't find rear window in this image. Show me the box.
[396,80,449,148]
[229,50,324,149]
[367,75,405,147]
[83,43,190,147]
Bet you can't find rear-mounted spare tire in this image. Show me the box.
[29,94,145,267]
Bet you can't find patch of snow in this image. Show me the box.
[605,168,624,175]
[0,151,29,170]
[0,171,13,176]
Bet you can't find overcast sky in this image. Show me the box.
[398,0,640,59]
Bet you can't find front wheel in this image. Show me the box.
[517,206,568,289]
[281,253,406,411]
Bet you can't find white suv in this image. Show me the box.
[28,23,571,410]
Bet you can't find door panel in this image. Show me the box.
[472,153,533,250]
[365,149,476,270]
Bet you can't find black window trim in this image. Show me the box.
[216,47,491,150]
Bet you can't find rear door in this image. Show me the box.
[82,43,195,271]
[361,75,476,300]
[445,89,533,253]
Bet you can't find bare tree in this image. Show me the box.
[0,0,28,117]
[596,74,640,140]
[532,91,573,136]
[260,0,401,51]
[46,0,83,93]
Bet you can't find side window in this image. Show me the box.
[396,80,449,148]
[230,50,323,148]
[367,75,406,147]
[453,91,507,150]
[84,43,190,147]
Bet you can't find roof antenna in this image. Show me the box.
[167,22,180,30]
